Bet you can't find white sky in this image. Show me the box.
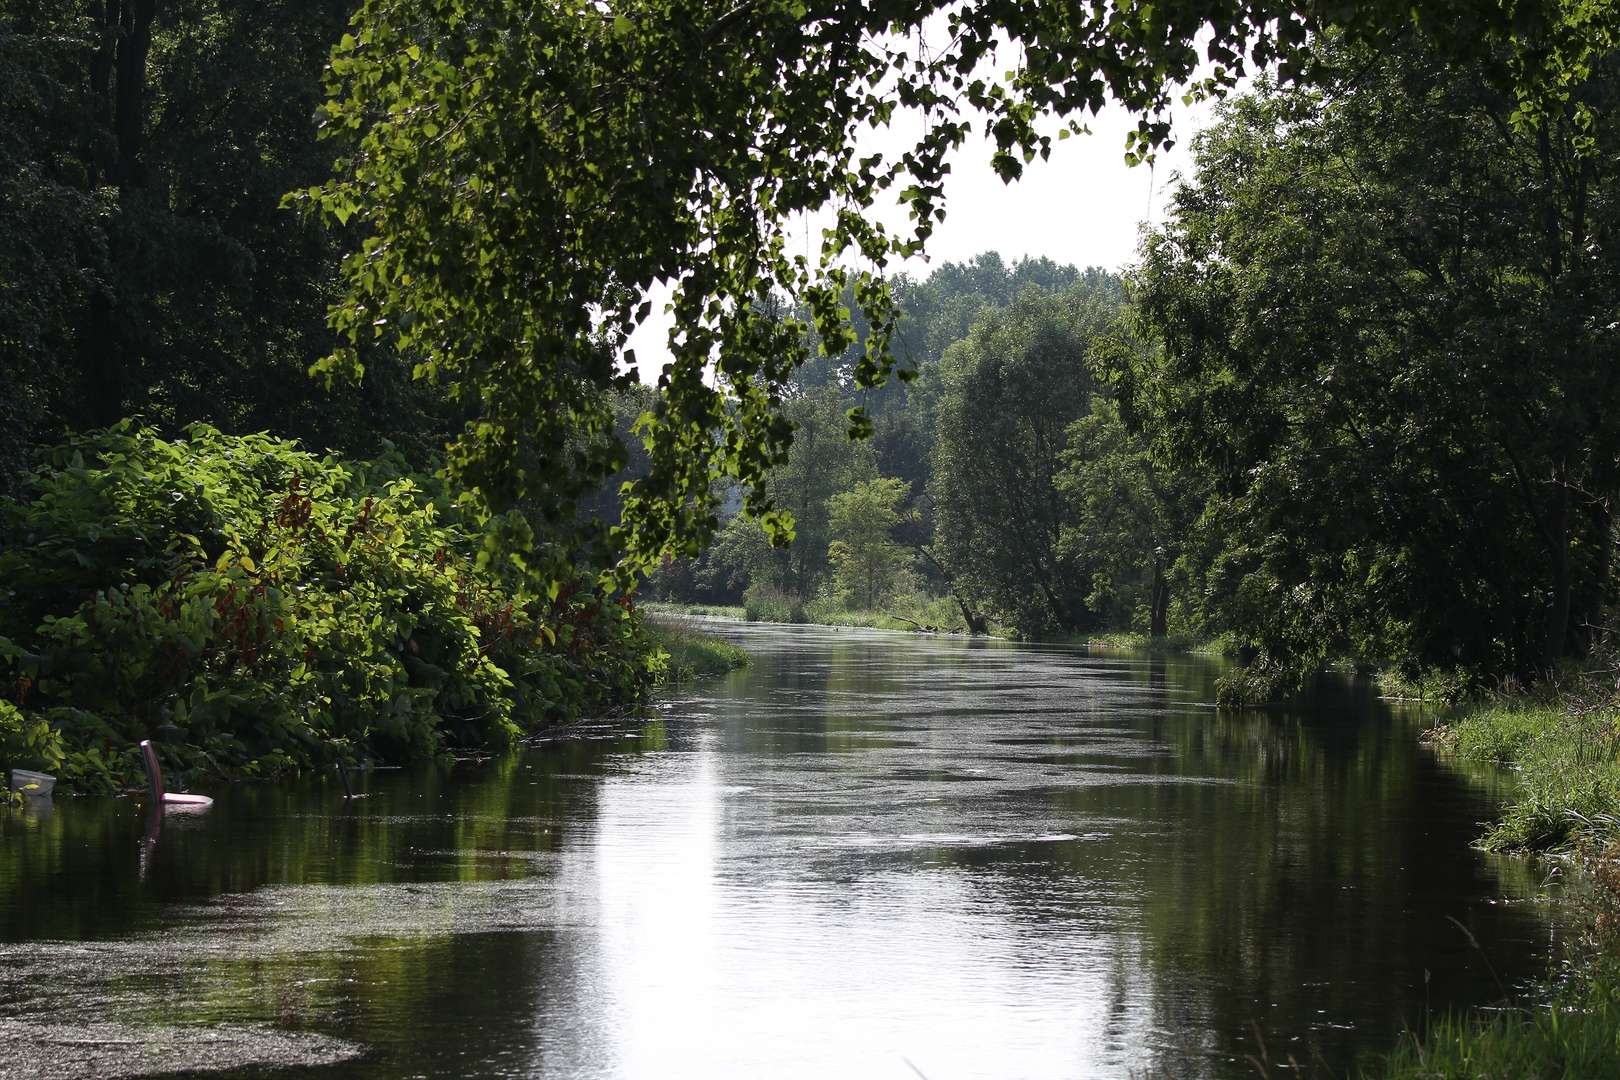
[624,96,1220,383]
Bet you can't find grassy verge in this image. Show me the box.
[1371,836,1620,1079]
[799,593,974,632]
[1380,997,1620,1079]
[1371,680,1620,1077]
[645,617,748,683]
[1066,630,1221,653]
[1427,697,1620,851]
[640,601,747,620]
[644,594,981,634]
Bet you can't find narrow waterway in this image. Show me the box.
[0,622,1554,1079]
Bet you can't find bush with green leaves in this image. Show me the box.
[0,425,659,792]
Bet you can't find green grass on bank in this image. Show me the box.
[1369,837,1620,1079]
[644,594,980,634]
[1379,999,1620,1080]
[1375,684,1620,1078]
[645,617,748,683]
[640,601,747,620]
[798,592,973,632]
[1427,697,1620,851]
[644,599,1227,647]
[1067,630,1221,654]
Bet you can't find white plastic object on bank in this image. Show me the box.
[8,769,54,797]
[140,740,214,808]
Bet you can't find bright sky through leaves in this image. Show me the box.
[625,97,1215,383]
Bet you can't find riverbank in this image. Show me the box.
[0,426,663,794]
[1376,836,1620,1080]
[641,600,1226,653]
[644,617,748,682]
[641,596,978,634]
[1372,681,1620,1077]
[1062,630,1223,654]
[1426,692,1620,853]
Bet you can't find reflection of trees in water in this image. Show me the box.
[748,639,1554,1078]
[0,735,661,1076]
[0,636,1558,1079]
[1118,696,1549,1076]
[0,734,644,939]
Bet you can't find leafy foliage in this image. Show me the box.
[1059,396,1208,636]
[0,425,657,792]
[0,18,104,497]
[1125,40,1620,677]
[643,617,747,682]
[0,0,465,477]
[827,478,912,610]
[296,0,1613,578]
[931,282,1119,635]
[1428,697,1620,851]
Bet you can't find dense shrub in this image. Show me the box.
[0,425,659,792]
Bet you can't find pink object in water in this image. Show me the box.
[140,740,214,808]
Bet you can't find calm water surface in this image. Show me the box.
[0,623,1557,1079]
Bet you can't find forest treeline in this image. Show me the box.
[0,0,469,491]
[1,0,1616,790]
[654,37,1620,688]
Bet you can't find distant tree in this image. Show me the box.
[890,254,1103,369]
[301,0,1606,581]
[674,512,775,603]
[931,280,1120,635]
[762,383,879,597]
[1058,397,1208,636]
[827,478,912,610]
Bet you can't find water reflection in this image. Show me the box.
[0,624,1555,1079]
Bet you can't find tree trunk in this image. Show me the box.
[953,596,989,635]
[1497,548,1517,675]
[112,0,157,190]
[89,0,117,183]
[1148,555,1169,638]
[85,293,126,429]
[908,539,989,635]
[1546,481,1572,665]
[1597,500,1616,637]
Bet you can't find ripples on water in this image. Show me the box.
[0,623,1556,1079]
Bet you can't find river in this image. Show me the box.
[0,622,1556,1079]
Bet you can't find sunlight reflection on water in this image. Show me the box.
[0,622,1556,1080]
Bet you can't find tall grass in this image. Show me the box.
[644,617,748,683]
[799,592,973,632]
[1380,1001,1620,1079]
[1075,630,1218,653]
[1375,662,1620,1078]
[652,591,981,634]
[640,601,747,620]
[1374,840,1620,1078]
[1428,698,1620,851]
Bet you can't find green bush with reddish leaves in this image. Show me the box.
[0,424,661,792]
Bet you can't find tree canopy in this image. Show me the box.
[0,0,467,493]
[297,0,1616,581]
[1125,37,1620,676]
[931,283,1115,634]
